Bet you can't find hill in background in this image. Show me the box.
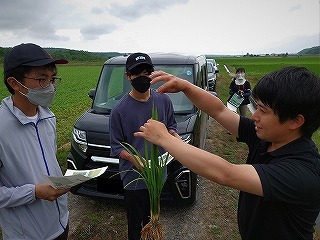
[298,46,320,55]
[0,46,319,64]
[0,47,124,64]
[44,48,123,62]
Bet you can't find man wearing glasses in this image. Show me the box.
[0,43,69,239]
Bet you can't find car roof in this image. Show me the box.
[104,53,206,65]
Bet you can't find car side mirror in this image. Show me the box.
[88,89,96,99]
[215,69,219,73]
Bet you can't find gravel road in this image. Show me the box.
[68,176,222,239]
[160,176,227,240]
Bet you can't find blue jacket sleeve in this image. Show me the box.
[0,184,36,208]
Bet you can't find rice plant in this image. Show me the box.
[120,105,170,240]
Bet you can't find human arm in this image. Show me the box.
[35,184,69,201]
[109,106,145,169]
[229,79,235,95]
[150,71,241,136]
[164,94,180,139]
[118,150,145,169]
[0,183,68,208]
[242,81,252,98]
[243,90,251,98]
[134,119,263,196]
[169,129,181,139]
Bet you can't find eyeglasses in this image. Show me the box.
[23,76,61,88]
[248,96,258,113]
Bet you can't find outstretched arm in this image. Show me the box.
[150,71,240,136]
[134,119,263,196]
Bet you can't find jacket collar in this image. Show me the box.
[2,96,54,125]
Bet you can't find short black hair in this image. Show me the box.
[252,66,320,137]
[236,68,245,73]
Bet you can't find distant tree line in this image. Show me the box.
[0,47,123,64]
[0,45,319,65]
[45,48,123,62]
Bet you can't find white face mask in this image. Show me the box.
[236,73,245,80]
[15,79,56,107]
[235,73,246,85]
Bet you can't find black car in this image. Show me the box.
[67,53,211,207]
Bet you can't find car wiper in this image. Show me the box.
[91,108,111,114]
[174,111,193,115]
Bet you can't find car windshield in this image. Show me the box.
[92,64,194,114]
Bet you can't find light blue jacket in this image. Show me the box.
[0,97,68,239]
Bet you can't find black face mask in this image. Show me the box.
[131,75,151,93]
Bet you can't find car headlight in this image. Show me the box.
[180,133,192,144]
[72,128,88,153]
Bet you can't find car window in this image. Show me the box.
[92,64,194,113]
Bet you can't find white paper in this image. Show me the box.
[44,166,108,189]
[227,102,238,112]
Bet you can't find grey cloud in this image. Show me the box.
[80,23,117,40]
[289,4,302,12]
[0,0,69,41]
[109,0,189,21]
[25,22,69,41]
[263,34,320,54]
[0,1,45,30]
[91,7,104,15]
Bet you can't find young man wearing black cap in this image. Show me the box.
[110,52,178,240]
[0,43,69,239]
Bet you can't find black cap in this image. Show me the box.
[4,43,68,73]
[126,52,153,71]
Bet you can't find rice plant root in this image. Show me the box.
[141,219,164,240]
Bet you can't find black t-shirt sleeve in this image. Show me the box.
[237,117,258,147]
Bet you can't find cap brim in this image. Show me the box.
[127,62,153,70]
[22,58,68,67]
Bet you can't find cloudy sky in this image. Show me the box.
[0,0,319,55]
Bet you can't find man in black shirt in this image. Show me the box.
[135,66,320,239]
